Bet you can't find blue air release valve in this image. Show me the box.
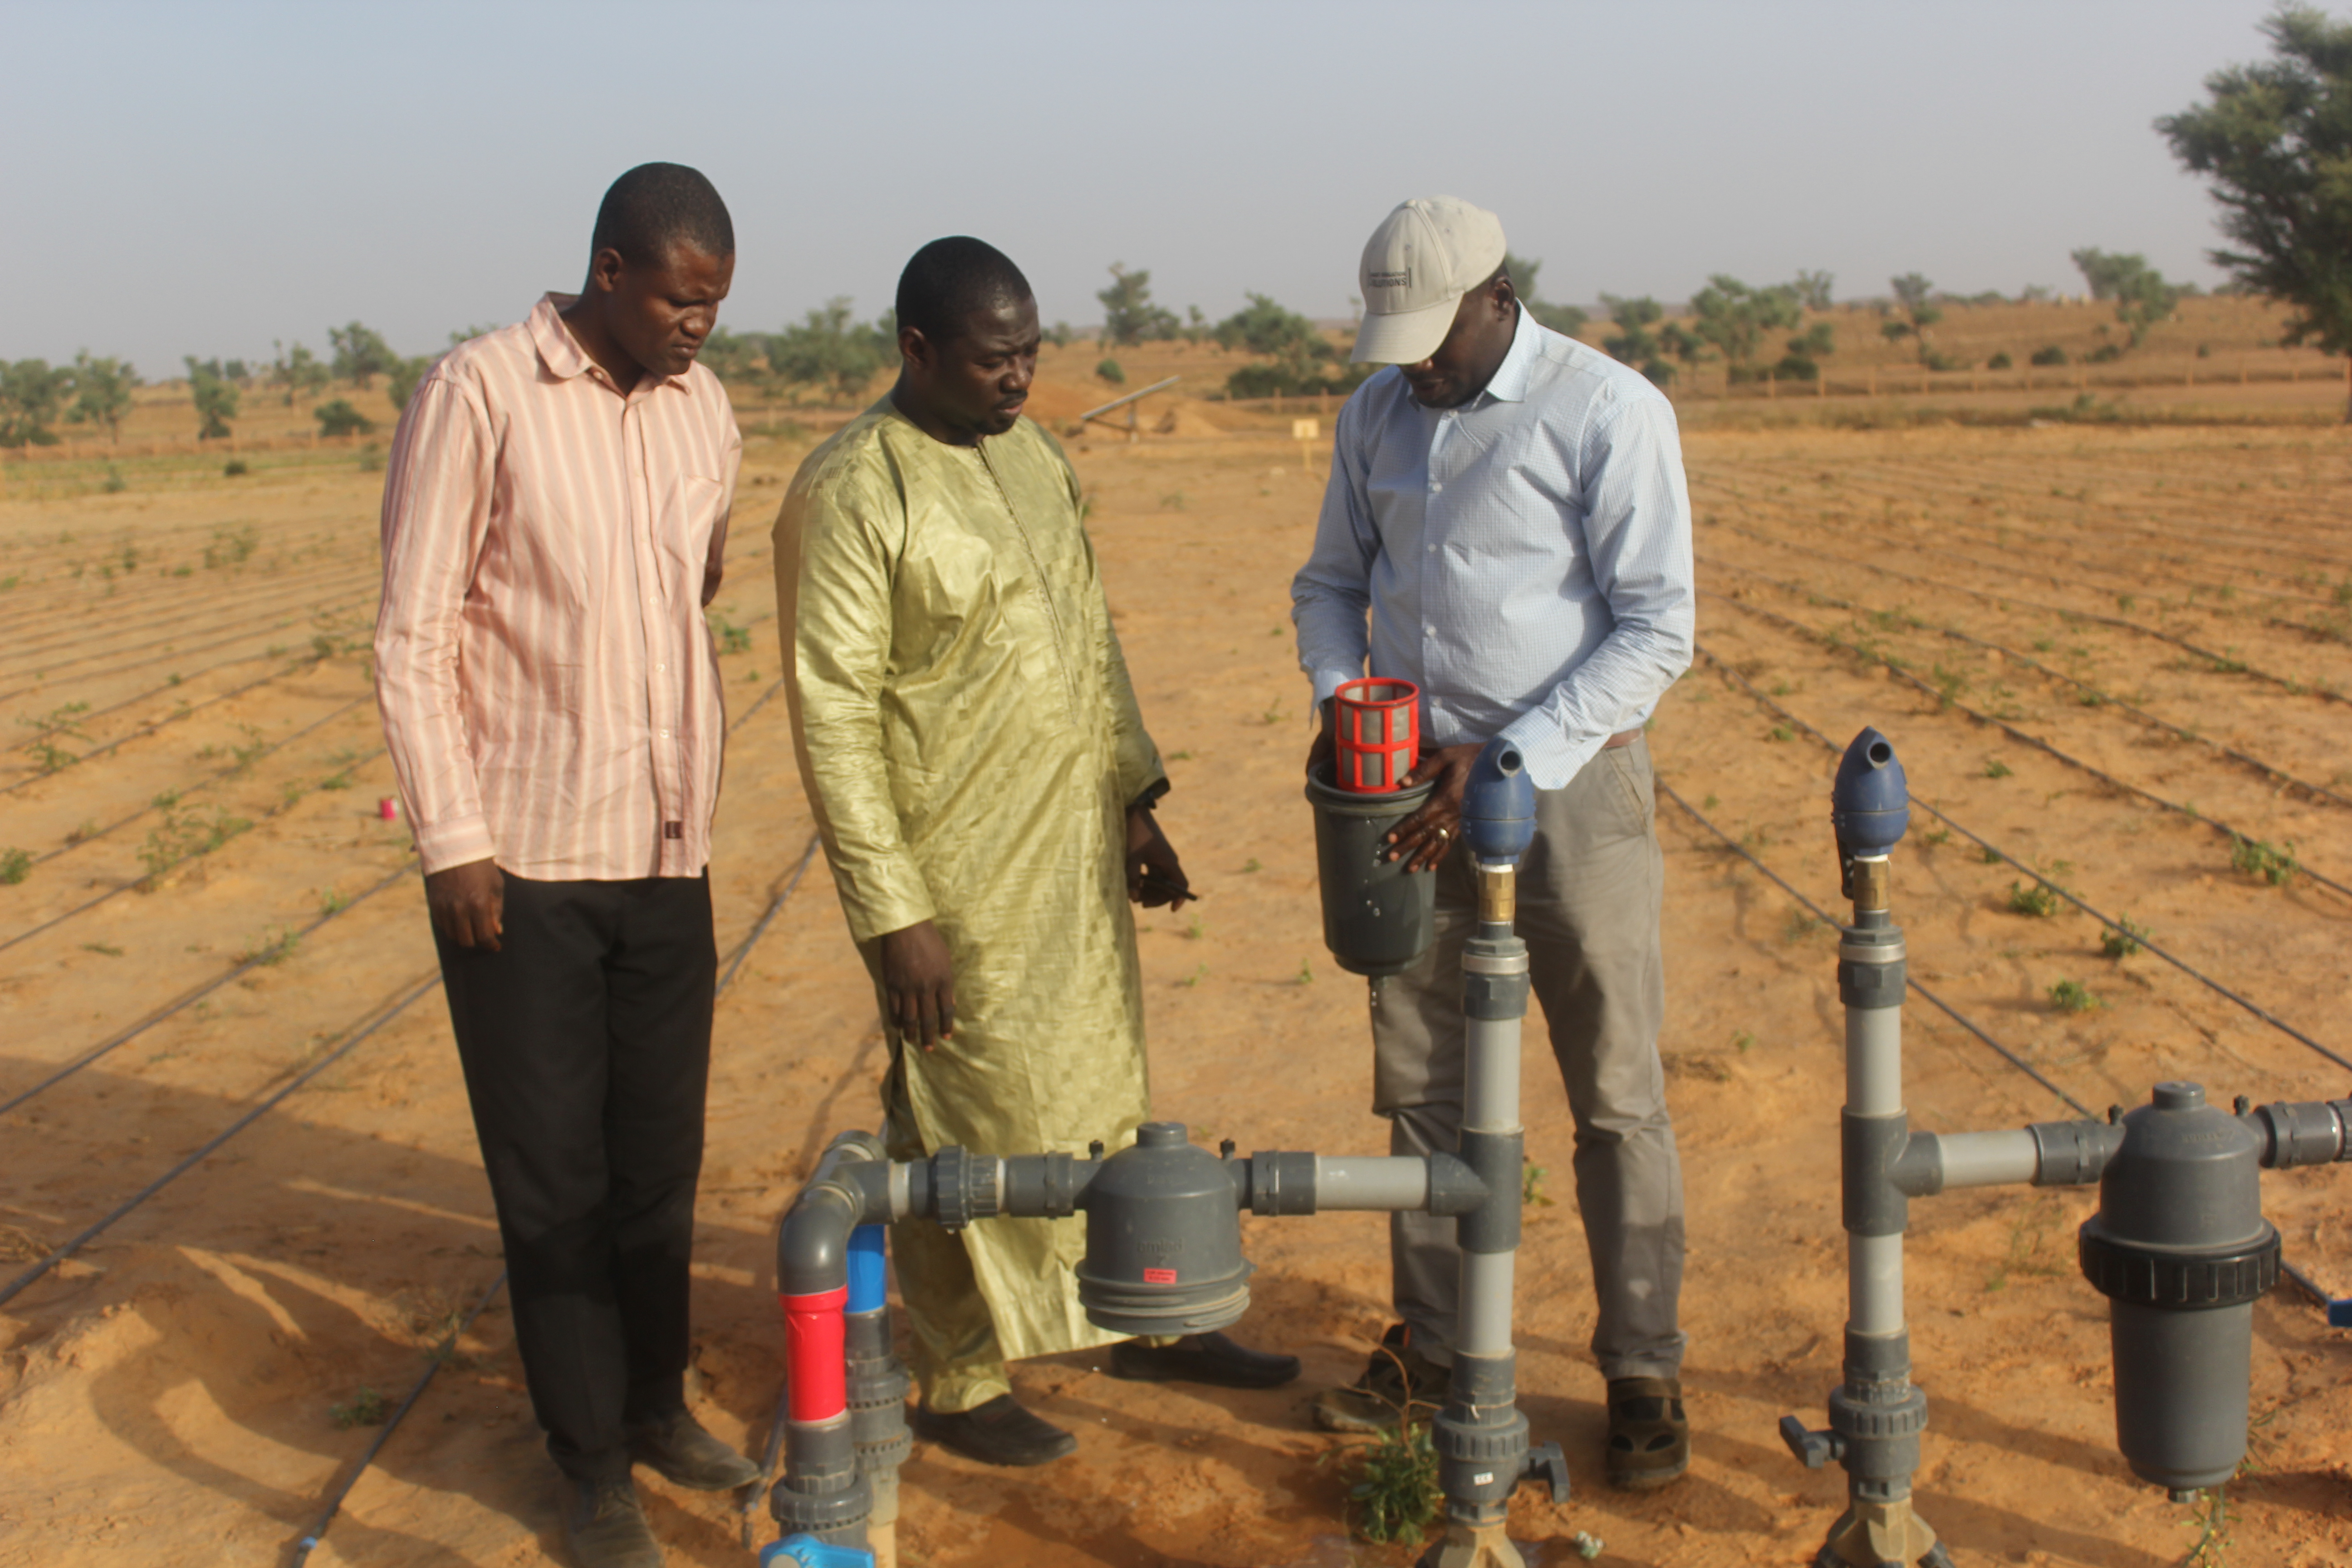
[1460,739,1535,870]
[1830,727,1908,905]
[762,1537,874,1568]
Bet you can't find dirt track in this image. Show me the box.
[3,411,2350,1567]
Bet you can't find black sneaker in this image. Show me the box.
[1109,1331,1302,1389]
[560,1476,663,1568]
[1311,1323,1451,1434]
[910,1393,1077,1466]
[626,1410,762,1491]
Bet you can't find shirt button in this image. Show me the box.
[1430,482,1443,494]
[1423,624,1437,638]
[1426,543,1436,554]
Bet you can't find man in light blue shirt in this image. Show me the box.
[1294,196,1695,1490]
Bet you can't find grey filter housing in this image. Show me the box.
[1306,761,1436,976]
[2078,1082,2280,1490]
[1073,1123,1253,1336]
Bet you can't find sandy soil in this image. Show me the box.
[3,401,2350,1568]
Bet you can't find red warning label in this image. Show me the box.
[1142,1268,1177,1284]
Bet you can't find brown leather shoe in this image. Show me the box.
[1312,1323,1450,1434]
[1109,1332,1301,1389]
[560,1476,663,1568]
[911,1393,1076,1467]
[626,1410,761,1491]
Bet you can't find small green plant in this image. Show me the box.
[223,458,249,477]
[1241,858,1260,873]
[1731,1029,1755,1054]
[230,723,270,770]
[1182,915,1205,941]
[1159,490,1186,511]
[236,926,301,967]
[2049,978,2099,1014]
[319,888,350,915]
[100,466,127,494]
[330,1388,389,1429]
[2008,880,2060,917]
[710,615,753,655]
[1522,1159,1554,1207]
[81,942,124,957]
[320,769,353,791]
[1980,844,2004,865]
[1766,723,1793,742]
[1983,758,2012,779]
[1178,963,1207,988]
[2230,835,2296,887]
[1094,357,1126,385]
[138,806,253,880]
[19,700,92,773]
[1296,959,1313,985]
[1702,793,1720,811]
[2101,917,2148,959]
[0,847,30,886]
[1260,702,1284,726]
[2181,1484,2232,1566]
[1338,1420,1442,1545]
[204,526,257,568]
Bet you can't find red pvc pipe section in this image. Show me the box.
[781,1285,848,1423]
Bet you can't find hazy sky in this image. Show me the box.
[1,0,2294,373]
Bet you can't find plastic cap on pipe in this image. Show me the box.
[1830,727,1909,858]
[1461,739,1535,867]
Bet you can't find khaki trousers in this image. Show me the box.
[1371,735,1687,1382]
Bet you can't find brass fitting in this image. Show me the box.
[1476,865,1516,927]
[1847,855,1890,914]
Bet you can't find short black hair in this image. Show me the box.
[896,237,1032,346]
[590,162,734,268]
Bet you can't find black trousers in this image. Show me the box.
[435,872,715,1482]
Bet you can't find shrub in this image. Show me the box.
[314,399,375,437]
[0,847,30,885]
[2030,345,2068,366]
[223,458,249,477]
[330,1388,388,1429]
[2086,343,2124,364]
[2101,917,2149,959]
[1986,351,2013,369]
[99,466,127,494]
[1340,1421,1442,1544]
[2048,979,2100,1014]
[2008,880,2060,917]
[1094,358,1125,385]
[2230,836,2296,887]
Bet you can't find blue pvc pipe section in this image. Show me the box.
[846,1225,887,1314]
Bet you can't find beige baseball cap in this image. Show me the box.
[1351,196,1509,365]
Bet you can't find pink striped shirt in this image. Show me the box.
[375,294,741,881]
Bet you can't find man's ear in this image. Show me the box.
[1490,275,1518,319]
[586,246,627,297]
[898,324,932,372]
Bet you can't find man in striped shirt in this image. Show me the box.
[375,163,757,1568]
[1294,197,1696,1490]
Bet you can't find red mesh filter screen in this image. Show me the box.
[1333,677,1421,793]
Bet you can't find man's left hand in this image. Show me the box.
[1126,807,1194,908]
[1384,741,1483,872]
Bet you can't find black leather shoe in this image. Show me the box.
[560,1476,663,1568]
[1109,1332,1302,1389]
[910,1394,1076,1466]
[626,1410,762,1491]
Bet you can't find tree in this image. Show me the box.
[1598,295,1678,387]
[2069,248,2182,348]
[2159,4,2352,416]
[1776,320,1837,382]
[1097,264,1180,347]
[697,328,765,385]
[1791,270,1836,310]
[0,360,69,447]
[1881,273,1946,365]
[272,341,330,406]
[1501,250,1590,338]
[328,321,396,388]
[1212,293,1369,398]
[186,356,239,440]
[384,353,436,412]
[768,298,894,403]
[65,352,138,441]
[1687,275,1803,381]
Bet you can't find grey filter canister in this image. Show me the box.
[2078,1082,2280,1492]
[1305,760,1436,977]
[1073,1122,1253,1336]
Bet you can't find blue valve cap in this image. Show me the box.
[762,1538,876,1568]
[1830,727,1908,858]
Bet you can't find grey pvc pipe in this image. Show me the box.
[1457,1250,1516,1358]
[1463,1012,1522,1133]
[1849,1231,1905,1335]
[1933,1129,2040,1189]
[1844,1000,1903,1117]
[1315,1156,1432,1211]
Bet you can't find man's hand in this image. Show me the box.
[1384,741,1484,872]
[1303,696,1336,778]
[426,858,505,951]
[1127,807,1194,908]
[879,919,957,1052]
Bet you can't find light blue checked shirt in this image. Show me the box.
[1292,305,1695,790]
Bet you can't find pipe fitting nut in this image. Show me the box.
[928,1147,998,1233]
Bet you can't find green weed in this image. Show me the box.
[1766,723,1794,742]
[330,1388,388,1429]
[138,806,253,880]
[1523,1159,1554,1207]
[318,888,350,915]
[1983,758,2012,779]
[81,942,124,957]
[0,847,30,886]
[1296,959,1313,985]
[1241,858,1260,873]
[236,927,300,967]
[2049,979,2099,1014]
[2008,881,2060,917]
[710,615,753,656]
[204,526,257,568]
[2101,918,2149,960]
[1335,1420,1441,1545]
[2181,1484,2232,1566]
[2230,836,2296,888]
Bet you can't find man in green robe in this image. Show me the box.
[775,237,1298,1466]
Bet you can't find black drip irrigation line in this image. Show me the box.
[1707,559,2352,813]
[23,692,378,871]
[1655,775,2350,1319]
[0,858,419,1117]
[0,743,395,957]
[0,653,346,797]
[1702,591,2352,906]
[0,572,381,696]
[1656,777,2092,1117]
[1704,512,2352,711]
[1693,645,2352,1077]
[288,822,817,1565]
[0,970,444,1308]
[287,1269,510,1568]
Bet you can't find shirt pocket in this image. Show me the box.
[657,475,727,601]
